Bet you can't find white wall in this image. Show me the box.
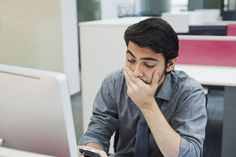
[0,0,80,94]
[100,0,118,19]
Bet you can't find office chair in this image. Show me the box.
[203,87,224,157]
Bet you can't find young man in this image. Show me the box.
[79,18,207,157]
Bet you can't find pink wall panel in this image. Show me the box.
[227,24,236,36]
[178,39,236,66]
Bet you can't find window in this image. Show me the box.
[171,0,188,12]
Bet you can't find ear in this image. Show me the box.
[166,57,177,72]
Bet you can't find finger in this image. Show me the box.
[125,67,147,88]
[124,68,140,95]
[150,69,159,88]
[126,67,146,87]
[124,67,139,88]
[125,67,139,84]
[124,68,133,88]
[78,146,103,157]
[135,76,146,87]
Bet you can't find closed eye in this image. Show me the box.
[144,63,155,68]
[127,59,136,63]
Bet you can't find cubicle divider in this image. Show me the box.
[178,36,236,67]
[227,24,236,36]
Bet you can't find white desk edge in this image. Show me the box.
[176,64,236,87]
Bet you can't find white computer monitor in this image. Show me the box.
[0,64,79,157]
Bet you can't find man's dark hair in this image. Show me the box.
[124,17,179,62]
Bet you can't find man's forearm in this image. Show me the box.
[141,99,181,157]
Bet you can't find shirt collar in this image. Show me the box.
[155,72,172,101]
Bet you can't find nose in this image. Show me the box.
[133,64,144,77]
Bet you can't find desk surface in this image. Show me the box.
[0,146,52,157]
[0,147,54,157]
[176,64,236,87]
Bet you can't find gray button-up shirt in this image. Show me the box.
[79,69,207,157]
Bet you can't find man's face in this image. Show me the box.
[125,41,167,85]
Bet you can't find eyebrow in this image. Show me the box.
[126,50,158,61]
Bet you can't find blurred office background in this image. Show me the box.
[1,0,236,156]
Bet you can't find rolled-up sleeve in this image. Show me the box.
[79,76,119,152]
[172,88,207,157]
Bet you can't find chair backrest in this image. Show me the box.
[203,87,224,157]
